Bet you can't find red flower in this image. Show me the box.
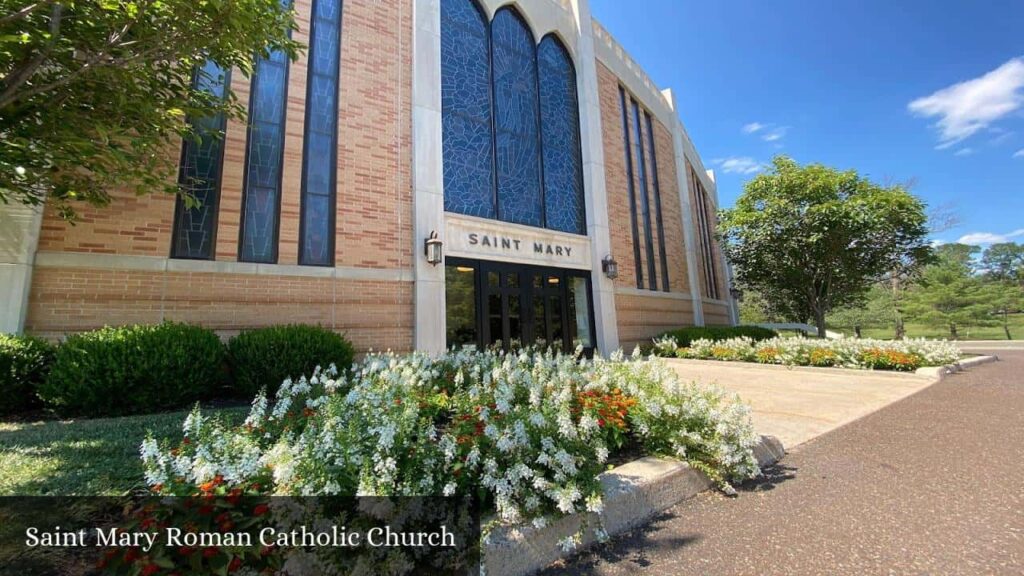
[203,547,220,558]
[228,557,244,572]
[178,546,196,556]
[141,563,161,576]
[253,504,270,516]
[124,549,140,563]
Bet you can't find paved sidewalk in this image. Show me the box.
[547,350,1024,576]
[665,358,939,447]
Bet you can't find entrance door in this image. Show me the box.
[445,258,596,355]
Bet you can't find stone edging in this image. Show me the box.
[914,354,999,380]
[482,435,786,576]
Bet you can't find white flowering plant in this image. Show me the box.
[665,336,961,371]
[141,347,760,533]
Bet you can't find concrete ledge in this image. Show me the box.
[483,434,785,576]
[915,354,999,380]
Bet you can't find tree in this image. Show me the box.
[981,242,1024,285]
[827,284,894,338]
[1,0,301,218]
[718,156,932,338]
[901,244,995,339]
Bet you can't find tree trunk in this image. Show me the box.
[854,325,862,339]
[814,308,827,339]
[1005,326,1013,340]
[950,322,958,340]
[895,316,905,340]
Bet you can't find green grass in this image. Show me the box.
[830,314,1024,341]
[0,407,246,496]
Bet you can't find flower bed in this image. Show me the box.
[653,335,962,371]
[140,349,760,540]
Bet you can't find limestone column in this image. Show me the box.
[570,0,620,355]
[412,0,447,353]
[0,202,43,334]
[662,89,704,326]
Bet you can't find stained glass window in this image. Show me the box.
[171,61,230,260]
[300,0,343,266]
[492,7,543,227]
[619,87,643,288]
[538,36,585,235]
[645,112,670,292]
[441,0,496,219]
[631,99,658,291]
[240,6,291,264]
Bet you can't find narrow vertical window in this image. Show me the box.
[171,61,230,259]
[299,0,343,266]
[645,112,670,292]
[240,15,291,263]
[619,87,643,288]
[538,35,585,235]
[441,0,496,219]
[492,8,543,227]
[631,98,657,291]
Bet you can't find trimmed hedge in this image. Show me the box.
[227,325,355,397]
[39,323,225,417]
[658,325,778,348]
[0,334,56,414]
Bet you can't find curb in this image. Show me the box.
[914,355,999,380]
[482,435,786,576]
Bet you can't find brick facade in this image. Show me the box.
[13,0,736,353]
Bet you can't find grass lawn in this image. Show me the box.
[0,407,246,496]
[830,314,1024,341]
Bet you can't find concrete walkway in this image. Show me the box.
[665,359,939,448]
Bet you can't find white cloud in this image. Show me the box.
[954,147,975,156]
[761,126,789,142]
[1014,148,1024,158]
[908,57,1024,148]
[742,122,789,143]
[957,229,1024,245]
[713,157,765,175]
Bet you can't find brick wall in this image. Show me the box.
[26,267,413,352]
[26,0,415,351]
[614,293,695,351]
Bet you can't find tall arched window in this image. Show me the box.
[299,0,343,266]
[441,0,495,219]
[491,8,543,227]
[538,35,585,235]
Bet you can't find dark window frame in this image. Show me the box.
[170,64,231,261]
[618,86,643,289]
[238,22,292,264]
[645,112,671,292]
[298,0,344,267]
[631,97,658,291]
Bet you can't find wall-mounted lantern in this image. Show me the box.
[601,255,619,280]
[425,231,443,266]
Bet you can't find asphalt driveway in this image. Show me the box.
[545,349,1024,575]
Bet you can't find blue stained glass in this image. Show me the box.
[538,36,585,235]
[492,8,542,227]
[241,41,289,263]
[172,62,229,259]
[441,0,495,219]
[300,0,343,266]
[632,98,657,291]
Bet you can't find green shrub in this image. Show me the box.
[657,325,777,349]
[40,323,225,417]
[227,325,355,397]
[0,334,56,414]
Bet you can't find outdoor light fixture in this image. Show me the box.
[601,255,619,280]
[425,231,443,266]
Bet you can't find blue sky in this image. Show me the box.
[589,0,1024,246]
